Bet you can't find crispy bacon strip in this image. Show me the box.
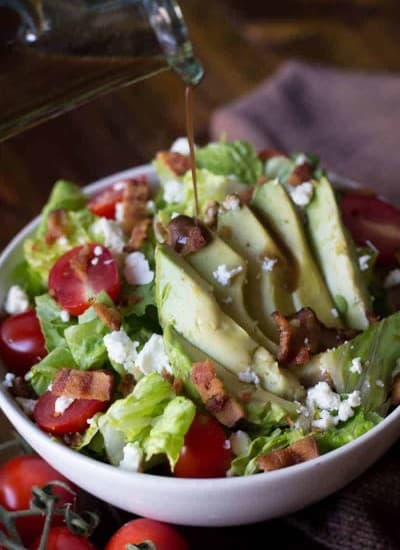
[45,209,69,245]
[288,162,313,186]
[258,148,287,161]
[124,218,152,253]
[191,360,245,427]
[257,435,320,472]
[272,308,359,367]
[69,244,91,282]
[166,215,210,256]
[92,303,121,331]
[157,151,191,177]
[392,373,400,405]
[52,369,113,402]
[117,374,136,398]
[121,177,149,235]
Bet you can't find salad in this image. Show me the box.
[1,138,400,479]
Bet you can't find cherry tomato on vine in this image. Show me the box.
[34,391,109,436]
[105,518,188,550]
[30,526,97,550]
[48,244,120,315]
[87,182,126,220]
[174,412,232,478]
[0,310,47,375]
[0,456,75,545]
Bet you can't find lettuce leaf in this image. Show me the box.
[11,261,45,299]
[314,411,379,453]
[26,347,77,396]
[35,294,75,352]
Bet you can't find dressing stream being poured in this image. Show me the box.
[185,85,200,220]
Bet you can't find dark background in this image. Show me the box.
[1,1,400,547]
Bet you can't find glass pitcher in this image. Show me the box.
[0,0,204,141]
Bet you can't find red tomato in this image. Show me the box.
[0,310,47,374]
[341,193,400,265]
[31,526,97,550]
[105,519,188,550]
[174,412,232,478]
[87,182,126,219]
[48,244,120,315]
[0,456,75,545]
[34,391,109,435]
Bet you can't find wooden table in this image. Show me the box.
[1,1,399,547]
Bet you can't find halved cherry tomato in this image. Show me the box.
[34,391,108,435]
[0,456,75,545]
[105,518,188,550]
[341,193,400,265]
[87,182,126,220]
[31,526,97,550]
[0,310,47,375]
[174,412,232,478]
[48,244,120,315]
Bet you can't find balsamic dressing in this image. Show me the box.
[185,85,200,220]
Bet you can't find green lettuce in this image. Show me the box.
[35,294,75,352]
[195,140,262,186]
[26,347,77,396]
[11,261,45,299]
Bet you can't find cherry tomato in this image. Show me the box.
[0,456,75,545]
[0,310,47,375]
[174,412,232,478]
[87,182,126,220]
[48,244,120,315]
[34,391,109,435]
[31,526,97,550]
[105,518,188,550]
[341,193,400,265]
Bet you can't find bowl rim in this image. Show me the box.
[0,163,399,491]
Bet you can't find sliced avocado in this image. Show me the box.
[155,244,304,400]
[252,181,342,328]
[217,203,295,341]
[306,177,371,330]
[163,325,298,426]
[186,234,277,353]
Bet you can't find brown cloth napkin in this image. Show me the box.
[211,61,400,202]
[210,61,400,550]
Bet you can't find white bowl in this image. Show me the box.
[0,165,399,527]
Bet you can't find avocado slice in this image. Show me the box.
[163,325,298,426]
[217,203,295,341]
[252,181,342,328]
[306,177,371,330]
[186,234,277,354]
[155,243,305,400]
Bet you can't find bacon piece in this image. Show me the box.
[272,308,359,367]
[191,360,245,427]
[52,369,113,402]
[392,373,400,405]
[121,178,149,235]
[124,218,152,253]
[45,209,69,245]
[366,310,379,324]
[157,151,191,177]
[288,162,313,187]
[118,374,136,397]
[92,303,121,331]
[69,244,91,282]
[257,435,320,472]
[258,148,287,161]
[10,376,36,399]
[166,215,210,256]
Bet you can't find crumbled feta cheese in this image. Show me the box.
[306,382,340,411]
[350,357,362,374]
[124,252,154,285]
[170,137,194,156]
[262,256,278,272]
[146,200,155,214]
[104,329,139,373]
[212,264,243,287]
[54,396,74,415]
[119,442,143,472]
[3,372,15,388]
[4,285,29,315]
[57,236,68,246]
[163,179,185,204]
[135,334,172,376]
[87,416,96,426]
[48,384,53,391]
[294,403,312,431]
[358,254,371,271]
[171,212,180,220]
[230,431,251,457]
[115,202,124,223]
[331,308,339,318]
[91,257,99,266]
[289,182,314,207]
[376,379,384,388]
[223,439,231,450]
[384,269,400,288]
[94,245,103,256]
[222,296,233,304]
[238,368,259,385]
[366,240,378,253]
[60,309,70,323]
[312,409,336,431]
[16,398,37,416]
[347,390,361,408]
[92,217,125,255]
[337,400,355,423]
[295,153,308,165]
[222,195,241,211]
[113,181,127,191]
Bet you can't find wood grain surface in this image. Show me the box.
[0,1,399,547]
